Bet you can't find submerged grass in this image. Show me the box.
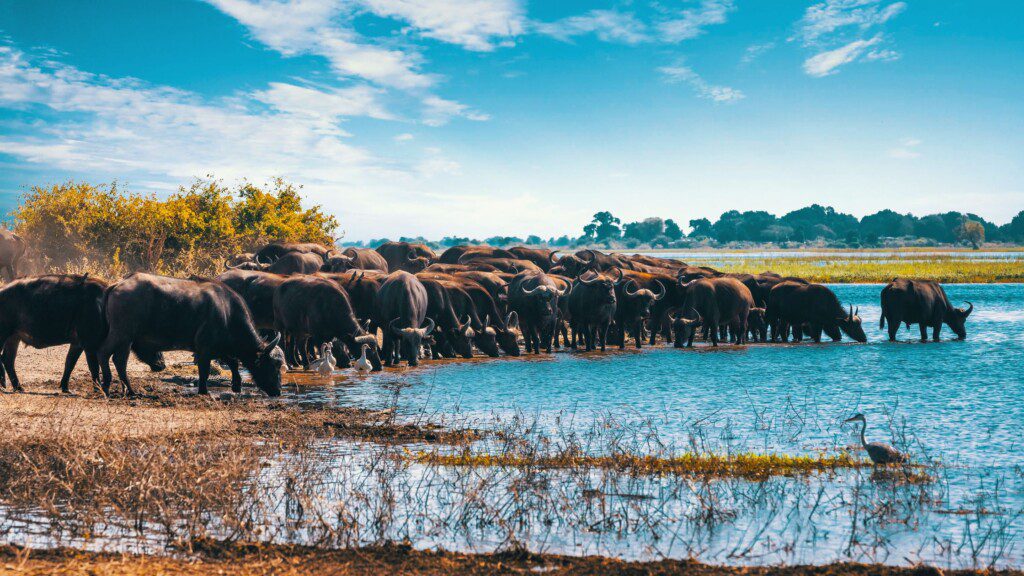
[407,449,886,480]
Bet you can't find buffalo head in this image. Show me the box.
[390,317,435,366]
[747,307,767,342]
[672,309,703,348]
[250,333,286,397]
[578,268,620,305]
[322,254,355,272]
[947,301,973,339]
[621,278,665,318]
[837,305,867,343]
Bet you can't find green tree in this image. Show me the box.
[622,217,664,243]
[583,211,622,242]
[956,216,985,249]
[688,218,712,238]
[664,219,683,240]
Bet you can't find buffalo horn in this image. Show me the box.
[652,279,666,301]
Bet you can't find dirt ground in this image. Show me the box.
[0,543,1004,576]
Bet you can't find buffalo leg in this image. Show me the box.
[810,324,823,343]
[59,344,86,393]
[635,320,643,349]
[224,358,242,392]
[196,356,211,395]
[1,339,21,392]
[887,314,900,341]
[111,345,133,397]
[84,350,100,385]
[919,324,929,343]
[791,324,802,342]
[932,323,941,342]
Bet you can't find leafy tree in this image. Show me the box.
[664,219,683,240]
[622,217,664,243]
[956,216,985,249]
[1001,210,1024,242]
[583,211,622,242]
[688,218,712,239]
[859,210,916,239]
[526,235,543,245]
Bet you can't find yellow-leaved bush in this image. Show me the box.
[13,178,338,278]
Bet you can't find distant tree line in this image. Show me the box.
[345,204,1024,250]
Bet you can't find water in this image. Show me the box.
[10,284,1024,567]
[292,283,1024,567]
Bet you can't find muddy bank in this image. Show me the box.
[0,542,1009,576]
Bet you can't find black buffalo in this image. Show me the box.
[507,247,559,272]
[374,271,435,366]
[418,276,475,359]
[376,241,435,273]
[439,245,515,264]
[98,273,285,397]
[254,242,332,264]
[273,275,381,370]
[507,271,566,354]
[342,247,389,273]
[567,269,620,352]
[0,274,164,392]
[613,271,666,349]
[767,282,867,343]
[880,278,973,341]
[266,251,324,275]
[673,277,754,347]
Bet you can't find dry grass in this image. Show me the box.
[0,541,1007,575]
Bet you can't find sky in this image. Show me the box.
[0,0,1021,241]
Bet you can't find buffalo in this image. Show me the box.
[266,251,324,275]
[439,245,515,264]
[767,282,867,343]
[674,277,754,347]
[273,275,381,370]
[0,274,164,393]
[507,247,559,272]
[568,269,620,352]
[254,242,332,264]
[376,241,434,273]
[374,271,435,366]
[418,276,475,359]
[342,247,389,273]
[613,271,666,349]
[0,230,26,282]
[98,274,285,397]
[507,271,566,354]
[880,278,973,341]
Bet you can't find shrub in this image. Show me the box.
[13,178,338,277]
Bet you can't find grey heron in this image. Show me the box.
[844,413,908,465]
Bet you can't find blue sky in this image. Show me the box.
[0,0,1020,240]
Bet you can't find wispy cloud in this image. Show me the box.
[888,137,922,159]
[793,0,906,76]
[657,0,735,43]
[741,42,776,64]
[360,0,525,51]
[802,34,882,77]
[658,60,744,103]
[422,95,491,127]
[533,10,648,45]
[793,0,906,46]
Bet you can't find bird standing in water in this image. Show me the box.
[354,344,373,372]
[844,413,908,465]
[310,341,336,378]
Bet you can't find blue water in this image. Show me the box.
[295,284,1024,567]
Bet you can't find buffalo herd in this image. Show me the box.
[0,238,975,397]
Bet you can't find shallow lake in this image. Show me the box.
[294,283,1023,568]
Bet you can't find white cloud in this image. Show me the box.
[422,95,490,127]
[802,34,882,76]
[534,10,648,45]
[254,82,393,124]
[658,61,744,103]
[888,137,922,159]
[360,0,524,51]
[793,0,906,46]
[657,0,735,43]
[741,42,775,64]
[207,0,433,89]
[394,133,414,142]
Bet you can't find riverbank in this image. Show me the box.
[1,542,1005,576]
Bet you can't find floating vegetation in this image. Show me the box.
[406,449,889,480]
